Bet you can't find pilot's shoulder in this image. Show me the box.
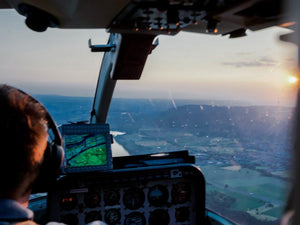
[7,221,38,225]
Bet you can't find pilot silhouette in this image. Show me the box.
[0,85,106,225]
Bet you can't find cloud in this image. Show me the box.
[236,52,252,56]
[285,57,296,63]
[223,56,277,68]
[260,56,277,64]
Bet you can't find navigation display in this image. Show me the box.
[61,124,112,173]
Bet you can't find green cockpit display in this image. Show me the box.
[65,134,107,167]
[61,123,112,173]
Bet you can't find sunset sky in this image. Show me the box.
[0,9,298,106]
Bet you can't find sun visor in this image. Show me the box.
[111,34,156,80]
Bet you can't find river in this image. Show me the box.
[110,131,130,157]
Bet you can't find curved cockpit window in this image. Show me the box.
[1,8,297,225]
[107,28,297,225]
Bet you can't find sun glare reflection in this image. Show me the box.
[288,76,298,84]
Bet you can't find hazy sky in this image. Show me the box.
[0,9,298,106]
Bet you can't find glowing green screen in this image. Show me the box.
[64,134,107,168]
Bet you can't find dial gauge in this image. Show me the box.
[59,193,78,211]
[148,185,168,207]
[123,188,145,210]
[124,212,146,225]
[175,207,190,222]
[104,189,120,206]
[104,209,121,225]
[149,209,169,225]
[84,192,100,208]
[171,182,191,204]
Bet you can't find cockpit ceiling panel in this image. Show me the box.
[182,0,294,35]
[2,0,294,33]
[182,20,243,36]
[3,0,131,28]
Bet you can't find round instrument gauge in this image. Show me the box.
[175,207,190,222]
[85,210,102,224]
[60,213,78,225]
[59,193,78,211]
[124,212,146,225]
[104,189,120,206]
[149,209,169,225]
[171,182,191,204]
[123,188,145,210]
[84,192,101,208]
[104,209,121,224]
[148,185,168,207]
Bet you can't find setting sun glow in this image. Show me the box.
[288,76,298,84]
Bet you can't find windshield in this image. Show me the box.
[107,29,297,225]
[1,8,297,225]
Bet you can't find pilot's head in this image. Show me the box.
[0,84,48,204]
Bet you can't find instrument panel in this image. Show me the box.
[48,165,205,225]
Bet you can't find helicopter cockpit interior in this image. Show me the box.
[0,0,299,225]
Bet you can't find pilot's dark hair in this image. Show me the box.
[0,84,48,198]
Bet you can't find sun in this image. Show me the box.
[288,76,298,84]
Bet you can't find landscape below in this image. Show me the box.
[37,95,293,225]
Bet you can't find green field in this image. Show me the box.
[263,207,284,217]
[203,164,289,221]
[207,185,265,211]
[238,184,288,202]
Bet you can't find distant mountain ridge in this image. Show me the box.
[108,102,293,142]
[34,95,294,152]
[158,104,293,139]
